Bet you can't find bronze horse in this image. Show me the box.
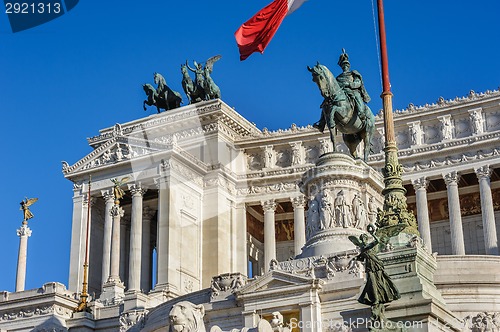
[147,72,182,112]
[308,62,375,161]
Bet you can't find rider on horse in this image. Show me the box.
[314,50,372,131]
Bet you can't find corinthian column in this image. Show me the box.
[141,206,154,293]
[101,191,115,287]
[475,165,499,255]
[15,223,32,292]
[411,177,432,252]
[128,184,146,292]
[108,204,125,283]
[262,199,277,269]
[443,171,465,255]
[291,195,306,256]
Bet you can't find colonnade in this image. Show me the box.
[261,195,306,268]
[411,165,499,255]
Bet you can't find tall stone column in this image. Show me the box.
[443,171,465,255]
[101,191,115,287]
[475,165,499,255]
[128,185,146,292]
[262,199,276,269]
[141,206,154,293]
[119,218,128,283]
[411,177,432,252]
[15,223,32,292]
[68,185,85,293]
[291,195,306,256]
[109,204,125,282]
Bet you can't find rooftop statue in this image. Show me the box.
[142,73,182,113]
[182,55,221,104]
[20,197,38,223]
[308,50,375,161]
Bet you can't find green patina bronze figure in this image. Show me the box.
[349,224,407,331]
[308,50,375,161]
[181,63,206,104]
[142,73,182,113]
[182,55,221,104]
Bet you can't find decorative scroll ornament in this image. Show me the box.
[210,273,246,300]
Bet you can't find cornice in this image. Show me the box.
[375,88,500,120]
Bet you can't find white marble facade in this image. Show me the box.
[2,89,500,331]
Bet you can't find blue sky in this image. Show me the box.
[0,1,499,292]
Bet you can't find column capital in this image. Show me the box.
[443,171,460,186]
[17,225,32,237]
[475,165,491,180]
[101,189,115,203]
[110,205,125,218]
[261,199,276,212]
[291,195,306,209]
[411,177,429,191]
[83,196,96,207]
[128,183,147,197]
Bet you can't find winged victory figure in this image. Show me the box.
[202,55,221,100]
[20,197,38,222]
[111,177,130,202]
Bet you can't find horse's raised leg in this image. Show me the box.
[143,101,147,111]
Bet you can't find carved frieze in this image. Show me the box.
[0,304,73,322]
[238,182,297,196]
[463,312,500,331]
[277,252,361,280]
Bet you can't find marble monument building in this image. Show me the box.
[1,88,500,331]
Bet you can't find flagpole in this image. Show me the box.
[376,0,418,233]
[75,176,92,313]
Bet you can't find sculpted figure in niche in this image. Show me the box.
[306,197,320,239]
[291,145,301,165]
[440,117,453,140]
[335,190,351,228]
[470,109,484,134]
[319,190,334,229]
[264,147,274,168]
[409,123,423,145]
[169,301,206,332]
[351,194,367,229]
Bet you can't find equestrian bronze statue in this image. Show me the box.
[308,50,375,161]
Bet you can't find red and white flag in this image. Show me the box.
[235,0,307,61]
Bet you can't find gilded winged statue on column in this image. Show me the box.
[20,197,38,222]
